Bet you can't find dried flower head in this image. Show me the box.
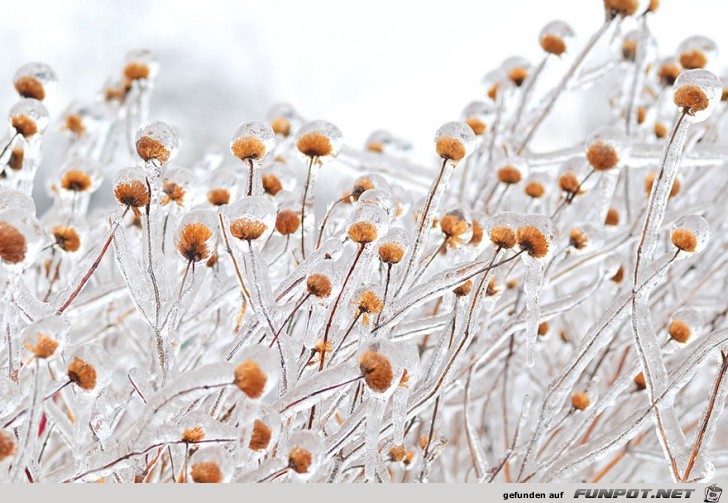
[465,117,486,135]
[538,322,550,336]
[487,82,499,101]
[440,213,468,247]
[622,40,637,62]
[611,265,625,283]
[524,180,545,198]
[357,290,383,315]
[234,360,267,399]
[307,274,332,298]
[679,50,707,70]
[11,114,38,138]
[389,445,406,462]
[24,332,59,359]
[0,429,15,461]
[489,226,517,250]
[517,225,549,258]
[65,114,85,136]
[540,34,566,56]
[671,228,698,253]
[161,181,186,206]
[378,242,405,264]
[634,372,647,390]
[275,209,301,235]
[124,62,150,81]
[605,208,620,226]
[297,131,333,158]
[453,280,473,297]
[658,64,681,87]
[67,356,97,391]
[497,166,522,185]
[177,223,213,262]
[586,141,619,170]
[207,188,231,206]
[668,319,692,344]
[262,173,283,195]
[14,76,45,100]
[636,106,647,125]
[249,420,272,451]
[182,426,205,443]
[569,227,589,250]
[558,171,581,194]
[60,170,93,192]
[8,147,23,171]
[114,180,150,211]
[0,221,27,264]
[190,461,222,483]
[571,392,590,410]
[654,122,668,139]
[507,67,529,87]
[645,171,679,198]
[230,218,268,241]
[271,117,290,137]
[52,225,81,253]
[350,178,375,202]
[674,84,709,115]
[348,221,378,244]
[469,219,484,246]
[231,136,267,160]
[136,135,170,163]
[487,277,501,296]
[367,142,384,153]
[435,136,466,163]
[605,0,639,18]
[288,447,313,474]
[359,351,393,393]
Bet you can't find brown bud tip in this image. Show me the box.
[67,357,97,391]
[207,188,231,206]
[558,171,581,194]
[306,273,332,298]
[538,322,550,336]
[487,82,499,101]
[378,242,405,264]
[297,131,333,158]
[261,173,283,196]
[136,135,170,163]
[389,445,406,462]
[541,35,567,56]
[605,208,620,226]
[497,166,522,184]
[636,106,647,125]
[605,0,639,18]
[621,40,637,62]
[229,218,268,241]
[571,392,590,410]
[11,115,38,138]
[671,228,698,253]
[358,290,383,314]
[177,223,213,262]
[249,419,272,451]
[654,122,668,139]
[288,446,313,474]
[271,117,290,137]
[231,136,267,160]
[182,426,205,443]
[517,225,549,259]
[569,228,589,250]
[634,372,647,390]
[65,114,85,136]
[611,265,625,284]
[8,147,23,171]
[52,226,81,253]
[14,76,45,101]
[507,67,529,87]
[524,181,545,198]
[124,62,150,81]
[234,360,267,399]
[359,351,393,393]
[658,64,681,87]
[668,319,692,344]
[275,209,301,235]
[679,50,707,70]
[25,332,59,359]
[0,429,16,461]
[489,226,517,249]
[348,221,378,244]
[586,141,619,171]
[453,280,473,297]
[674,85,709,114]
[0,222,27,264]
[190,461,222,483]
[465,117,486,135]
[114,180,150,209]
[435,136,466,162]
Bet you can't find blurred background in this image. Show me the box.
[2,0,727,168]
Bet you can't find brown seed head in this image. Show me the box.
[67,357,97,391]
[722,88,728,102]
[124,62,150,81]
[206,252,218,268]
[507,67,529,87]
[679,50,708,70]
[288,447,313,474]
[359,351,393,393]
[453,280,473,297]
[11,115,38,138]
[654,122,668,139]
[668,319,692,344]
[378,242,405,264]
[486,277,501,296]
[524,180,545,198]
[389,445,406,462]
[541,34,567,56]
[586,141,619,170]
[207,188,230,206]
[114,180,150,209]
[367,142,384,153]
[230,218,267,241]
[0,222,27,265]
[671,229,698,253]
[161,181,186,206]
[24,332,59,359]
[65,114,85,136]
[60,170,93,192]
[182,426,205,443]
[297,131,333,158]
[231,136,267,160]
[440,214,468,243]
[306,274,332,298]
[435,136,466,162]
[271,117,290,137]
[571,392,591,410]
[350,178,375,201]
[487,82,499,101]
[358,290,383,314]
[538,322,550,336]
[605,0,639,17]
[190,461,222,483]
[234,360,267,399]
[136,135,170,163]
[497,166,522,184]
[177,223,213,262]
[621,40,637,62]
[52,225,81,253]
[517,226,549,259]
[634,372,646,390]
[636,106,647,125]
[0,430,15,461]
[558,171,581,194]
[611,265,625,283]
[569,228,589,250]
[648,0,659,12]
[261,173,283,196]
[674,85,709,114]
[348,221,378,244]
[249,419,272,451]
[489,226,516,249]
[658,64,680,86]
[14,76,45,100]
[605,208,620,226]
[275,209,301,235]
[465,116,486,135]
[469,219,484,246]
[8,147,23,171]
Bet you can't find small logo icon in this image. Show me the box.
[705,485,722,503]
